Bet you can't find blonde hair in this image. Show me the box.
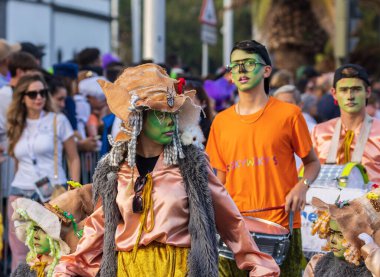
[7,74,54,157]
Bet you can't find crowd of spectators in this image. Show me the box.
[1,40,380,175]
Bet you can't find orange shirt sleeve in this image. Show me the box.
[205,121,226,172]
[291,110,313,159]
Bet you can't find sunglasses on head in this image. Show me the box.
[132,174,148,213]
[24,89,48,100]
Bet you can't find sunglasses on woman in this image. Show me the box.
[24,89,48,100]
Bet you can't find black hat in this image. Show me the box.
[53,62,79,79]
[333,64,370,88]
[20,42,45,59]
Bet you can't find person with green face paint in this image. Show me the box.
[141,110,176,146]
[10,185,93,277]
[304,193,380,277]
[206,40,320,277]
[11,197,71,277]
[312,64,380,183]
[54,63,280,277]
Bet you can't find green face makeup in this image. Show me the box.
[142,110,175,145]
[33,227,51,255]
[328,220,346,259]
[230,50,266,92]
[335,78,368,114]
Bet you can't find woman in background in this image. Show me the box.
[6,74,80,271]
[48,77,67,112]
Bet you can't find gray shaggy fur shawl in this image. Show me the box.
[92,145,219,277]
[314,252,372,277]
[11,263,36,277]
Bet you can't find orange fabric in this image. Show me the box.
[206,97,312,228]
[311,117,380,182]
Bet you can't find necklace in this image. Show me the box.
[236,97,270,124]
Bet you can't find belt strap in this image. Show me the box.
[241,206,293,235]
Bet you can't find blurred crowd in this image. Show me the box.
[1,37,380,276]
[2,40,379,158]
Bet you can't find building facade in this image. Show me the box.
[0,0,118,68]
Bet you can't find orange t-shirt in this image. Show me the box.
[206,97,312,229]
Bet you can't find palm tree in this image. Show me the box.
[251,0,332,73]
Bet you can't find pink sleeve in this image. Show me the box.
[207,160,280,276]
[54,205,105,277]
[311,124,320,158]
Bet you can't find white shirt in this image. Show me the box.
[73,94,91,139]
[375,110,380,120]
[0,85,13,146]
[11,112,74,190]
[111,116,122,139]
[295,113,317,169]
[302,112,317,133]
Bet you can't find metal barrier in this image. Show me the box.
[0,151,101,275]
[0,157,15,276]
[62,151,101,185]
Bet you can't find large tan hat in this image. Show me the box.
[98,63,200,142]
[44,184,94,252]
[312,188,380,249]
[12,184,94,254]
[12,198,70,255]
[0,39,21,61]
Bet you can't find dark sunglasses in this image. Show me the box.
[132,174,148,213]
[24,89,48,100]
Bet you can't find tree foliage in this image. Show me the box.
[118,0,252,75]
[117,0,380,77]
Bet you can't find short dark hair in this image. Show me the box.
[230,40,272,66]
[230,40,272,93]
[47,76,66,96]
[333,64,370,88]
[77,48,100,67]
[105,61,125,82]
[8,52,39,77]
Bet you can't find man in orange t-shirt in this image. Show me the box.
[206,40,320,277]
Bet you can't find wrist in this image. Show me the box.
[301,178,311,189]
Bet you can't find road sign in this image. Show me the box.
[199,0,217,26]
[201,24,217,45]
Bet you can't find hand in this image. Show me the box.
[77,137,98,152]
[285,181,308,213]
